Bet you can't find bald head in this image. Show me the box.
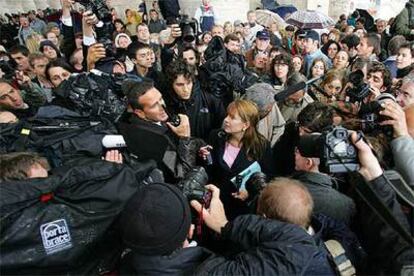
[405,104,414,138]
[257,177,314,228]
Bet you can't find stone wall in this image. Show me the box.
[0,0,405,21]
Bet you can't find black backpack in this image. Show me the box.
[0,159,156,275]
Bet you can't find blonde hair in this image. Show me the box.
[227,99,267,160]
[25,33,42,54]
[257,177,314,228]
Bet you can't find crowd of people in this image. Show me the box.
[0,0,414,275]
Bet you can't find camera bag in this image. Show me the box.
[0,159,155,275]
[0,106,118,168]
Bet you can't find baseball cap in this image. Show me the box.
[305,30,319,42]
[256,30,270,40]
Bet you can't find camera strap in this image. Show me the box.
[353,173,414,246]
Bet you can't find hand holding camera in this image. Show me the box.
[191,185,229,234]
[83,10,99,27]
[87,43,106,70]
[379,100,409,138]
[350,132,383,181]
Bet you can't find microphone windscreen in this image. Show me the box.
[102,135,127,148]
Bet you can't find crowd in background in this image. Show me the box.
[0,0,413,275]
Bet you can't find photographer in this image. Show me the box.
[118,79,204,183]
[119,182,319,275]
[380,100,414,188]
[293,144,356,225]
[349,132,414,274]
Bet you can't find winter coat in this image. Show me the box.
[391,135,414,188]
[354,174,414,274]
[197,215,319,275]
[207,129,276,220]
[148,19,166,34]
[121,215,319,275]
[118,115,204,183]
[393,0,414,40]
[164,81,225,141]
[257,103,286,147]
[293,171,356,225]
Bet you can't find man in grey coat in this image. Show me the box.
[292,147,356,225]
[244,83,285,147]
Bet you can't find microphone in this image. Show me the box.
[102,135,127,148]
[274,76,323,102]
[274,82,306,102]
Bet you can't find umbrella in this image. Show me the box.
[255,9,287,29]
[271,5,298,20]
[285,10,335,29]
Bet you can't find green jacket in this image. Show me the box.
[393,0,414,39]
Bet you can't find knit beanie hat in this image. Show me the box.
[39,40,62,58]
[120,183,191,255]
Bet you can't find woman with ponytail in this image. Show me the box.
[201,99,276,219]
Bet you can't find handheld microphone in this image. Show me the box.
[102,135,127,148]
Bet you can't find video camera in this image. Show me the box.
[179,15,198,43]
[298,126,360,174]
[167,15,198,44]
[178,167,211,208]
[75,0,115,61]
[359,93,395,137]
[0,58,17,80]
[345,70,370,103]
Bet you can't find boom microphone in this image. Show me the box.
[274,76,323,102]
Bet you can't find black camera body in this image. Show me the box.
[178,15,198,44]
[360,93,395,137]
[75,0,111,20]
[346,70,370,103]
[161,103,181,127]
[75,0,115,60]
[298,126,360,174]
[178,167,211,208]
[0,59,17,80]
